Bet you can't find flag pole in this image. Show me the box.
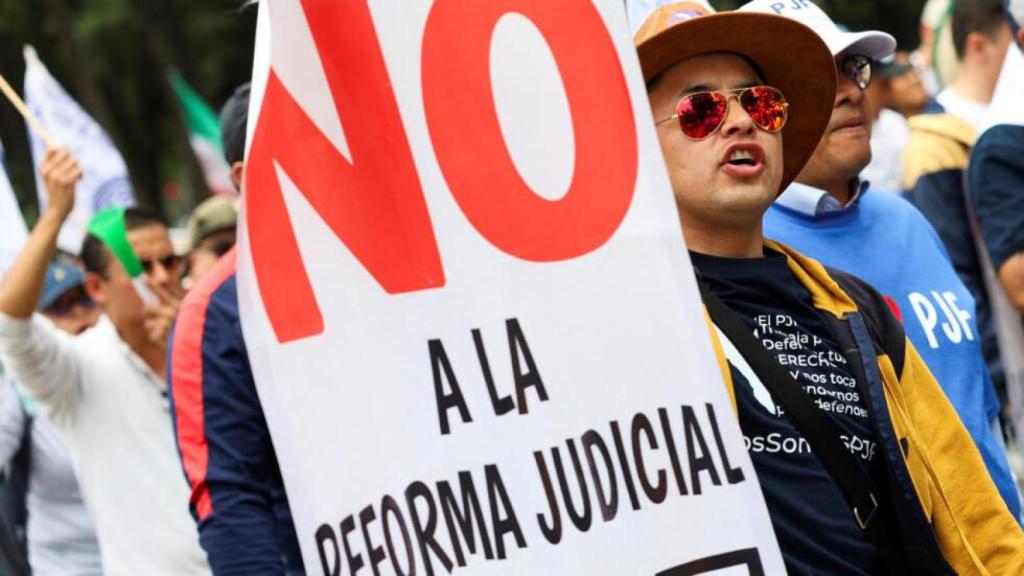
[0,73,57,149]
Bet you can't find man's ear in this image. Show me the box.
[1018,29,1024,50]
[966,31,989,59]
[82,272,106,306]
[231,161,245,190]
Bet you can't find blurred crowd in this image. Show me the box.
[0,83,245,575]
[0,0,1024,574]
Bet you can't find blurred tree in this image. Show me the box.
[711,0,929,49]
[0,0,256,228]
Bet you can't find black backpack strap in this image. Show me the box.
[828,267,906,379]
[698,280,881,533]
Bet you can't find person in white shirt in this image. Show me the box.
[0,148,209,575]
[935,0,1012,131]
[0,262,103,575]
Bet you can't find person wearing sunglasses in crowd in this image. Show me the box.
[742,0,1023,523]
[635,2,1024,574]
[181,195,237,291]
[0,261,102,575]
[0,147,209,574]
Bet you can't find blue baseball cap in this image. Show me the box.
[38,262,86,311]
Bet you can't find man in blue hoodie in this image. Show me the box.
[168,84,304,575]
[741,0,1022,519]
[969,2,1024,315]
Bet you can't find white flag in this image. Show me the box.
[0,139,28,276]
[23,45,135,254]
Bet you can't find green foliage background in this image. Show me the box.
[711,0,928,46]
[0,0,925,227]
[0,0,256,227]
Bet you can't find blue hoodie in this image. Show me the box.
[765,183,1021,519]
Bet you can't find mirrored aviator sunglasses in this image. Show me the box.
[656,86,789,141]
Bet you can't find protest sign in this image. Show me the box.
[237,2,784,574]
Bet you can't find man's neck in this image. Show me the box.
[948,72,995,105]
[682,217,764,258]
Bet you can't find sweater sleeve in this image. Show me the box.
[969,126,1024,270]
[0,313,82,425]
[169,261,295,575]
[897,340,1024,574]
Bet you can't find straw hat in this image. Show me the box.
[634,2,836,193]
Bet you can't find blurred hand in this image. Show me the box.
[39,147,82,219]
[143,282,180,347]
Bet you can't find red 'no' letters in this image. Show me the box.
[246,0,638,344]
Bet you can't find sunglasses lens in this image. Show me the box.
[677,92,728,139]
[142,255,182,275]
[212,241,235,258]
[740,87,788,133]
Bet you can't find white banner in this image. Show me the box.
[23,46,135,253]
[238,2,783,574]
[0,139,28,276]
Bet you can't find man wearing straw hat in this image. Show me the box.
[635,3,1023,573]
[0,148,209,574]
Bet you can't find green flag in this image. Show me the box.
[169,72,236,195]
[87,207,143,277]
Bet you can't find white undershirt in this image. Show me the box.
[937,89,989,132]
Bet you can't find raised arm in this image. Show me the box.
[0,148,79,319]
[0,149,84,423]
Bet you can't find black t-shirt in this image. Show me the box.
[692,249,881,575]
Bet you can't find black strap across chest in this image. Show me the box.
[698,279,881,533]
